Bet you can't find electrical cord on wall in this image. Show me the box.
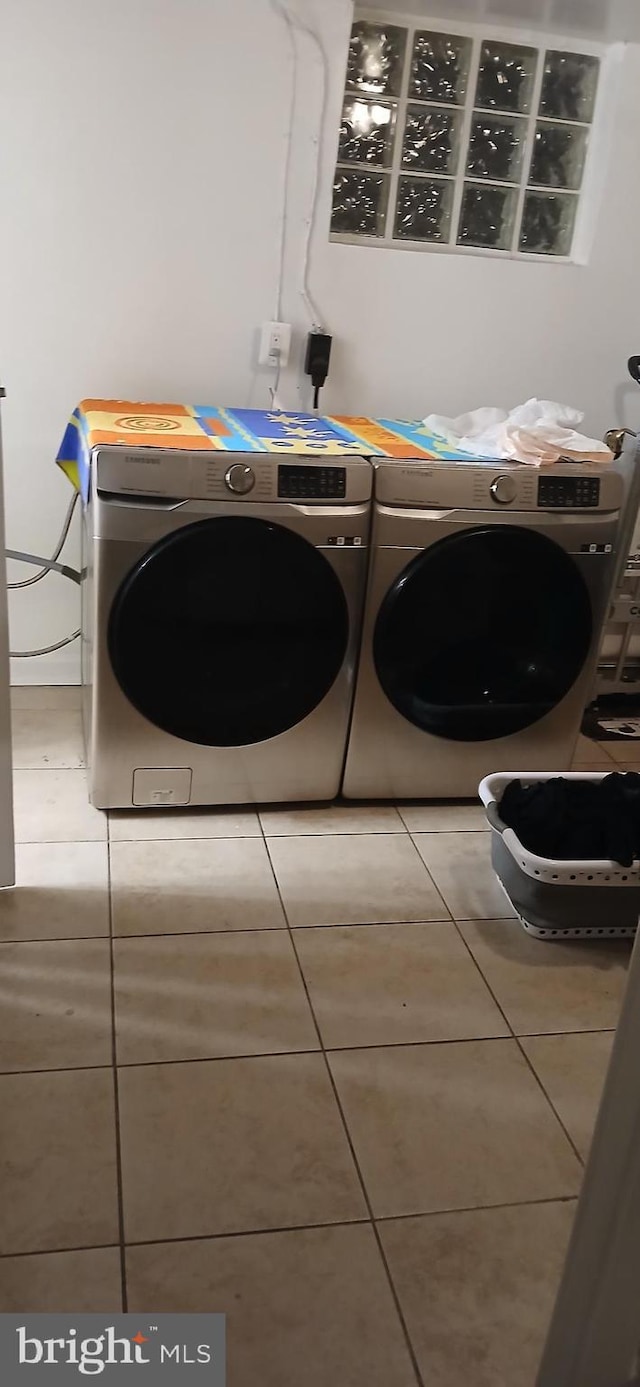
[271,359,282,409]
[290,9,330,332]
[305,330,332,411]
[256,0,298,413]
[267,0,330,346]
[6,489,81,657]
[269,0,297,326]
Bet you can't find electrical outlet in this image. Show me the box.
[259,321,292,368]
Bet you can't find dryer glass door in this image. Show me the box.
[108,516,349,746]
[373,525,593,741]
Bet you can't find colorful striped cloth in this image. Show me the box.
[56,399,483,501]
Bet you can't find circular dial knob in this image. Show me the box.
[490,474,517,505]
[225,463,256,495]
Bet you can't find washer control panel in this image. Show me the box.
[538,475,601,508]
[93,448,370,506]
[225,463,256,495]
[278,465,346,500]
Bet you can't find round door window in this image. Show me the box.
[108,516,349,746]
[373,525,593,742]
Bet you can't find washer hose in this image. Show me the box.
[6,491,81,657]
[7,491,78,589]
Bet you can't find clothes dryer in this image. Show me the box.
[343,460,623,798]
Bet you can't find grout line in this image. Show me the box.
[0,1194,582,1262]
[117,1035,509,1068]
[512,1026,617,1041]
[452,921,587,1168]
[107,835,129,1313]
[0,1025,617,1081]
[123,1033,515,1062]
[398,828,488,836]
[14,839,109,848]
[0,935,114,946]
[373,1193,580,1225]
[0,1243,122,1262]
[514,1038,587,1168]
[14,765,87,773]
[0,1220,373,1263]
[0,917,516,946]
[322,1092,426,1387]
[397,833,453,923]
[262,828,411,838]
[516,1026,616,1037]
[258,823,324,1053]
[17,827,486,847]
[260,828,426,1387]
[253,822,423,1364]
[14,828,489,848]
[452,921,520,1038]
[15,828,492,847]
[0,1063,114,1077]
[112,918,454,938]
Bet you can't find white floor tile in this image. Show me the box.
[413,832,516,920]
[268,833,449,927]
[12,709,84,769]
[13,770,107,843]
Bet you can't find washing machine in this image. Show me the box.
[82,445,372,808]
[342,458,624,799]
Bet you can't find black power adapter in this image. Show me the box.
[304,331,332,411]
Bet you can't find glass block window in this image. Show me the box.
[331,15,603,259]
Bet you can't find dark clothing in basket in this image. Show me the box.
[499,773,640,868]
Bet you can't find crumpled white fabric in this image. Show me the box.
[424,399,613,466]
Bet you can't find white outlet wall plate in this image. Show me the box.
[259,321,292,368]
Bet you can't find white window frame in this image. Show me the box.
[330,9,623,265]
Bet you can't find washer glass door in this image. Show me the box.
[373,525,593,741]
[108,516,349,746]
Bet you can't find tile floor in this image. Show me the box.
[0,688,633,1386]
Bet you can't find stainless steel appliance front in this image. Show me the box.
[342,459,624,800]
[82,447,372,809]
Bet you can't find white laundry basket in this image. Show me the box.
[479,771,640,940]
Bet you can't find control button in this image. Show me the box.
[490,474,518,505]
[225,464,256,495]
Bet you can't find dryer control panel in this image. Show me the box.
[538,475,600,508]
[375,460,622,514]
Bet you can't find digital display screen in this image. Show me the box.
[538,476,600,508]
[278,466,347,500]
